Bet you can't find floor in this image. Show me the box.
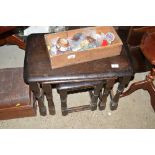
[0,45,155,129]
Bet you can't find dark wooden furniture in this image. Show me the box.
[0,68,36,120]
[117,26,152,73]
[57,81,105,116]
[119,27,155,111]
[24,34,133,116]
[0,26,26,49]
[121,32,155,111]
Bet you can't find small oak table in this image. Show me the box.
[24,34,133,116]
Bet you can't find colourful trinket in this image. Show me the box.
[56,38,70,52]
[102,40,108,46]
[105,32,115,43]
[72,33,83,41]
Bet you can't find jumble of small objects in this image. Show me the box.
[49,30,115,56]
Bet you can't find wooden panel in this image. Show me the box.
[127,26,155,46]
[140,32,155,65]
[0,68,36,120]
[0,104,36,120]
[0,26,17,35]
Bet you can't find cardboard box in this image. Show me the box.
[44,26,123,69]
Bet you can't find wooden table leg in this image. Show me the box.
[42,84,56,115]
[110,76,131,110]
[59,90,68,116]
[0,34,25,49]
[90,82,103,111]
[89,90,93,99]
[98,79,115,110]
[120,70,155,111]
[30,83,47,116]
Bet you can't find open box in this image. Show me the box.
[44,26,123,69]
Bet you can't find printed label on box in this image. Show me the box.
[67,54,76,59]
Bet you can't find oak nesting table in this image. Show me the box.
[24,34,133,116]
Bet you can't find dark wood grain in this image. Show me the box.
[141,32,155,65]
[0,68,36,120]
[127,26,155,46]
[98,78,116,110]
[24,34,133,84]
[57,81,104,115]
[42,84,55,115]
[24,33,133,115]
[121,29,155,112]
[0,26,26,49]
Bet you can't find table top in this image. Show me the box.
[24,34,133,84]
[141,32,155,65]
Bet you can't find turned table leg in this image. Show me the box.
[98,79,115,110]
[110,76,131,110]
[89,90,93,99]
[59,90,68,116]
[30,83,47,116]
[90,82,104,111]
[42,84,56,115]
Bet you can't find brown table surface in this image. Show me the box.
[24,34,133,84]
[141,32,155,65]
